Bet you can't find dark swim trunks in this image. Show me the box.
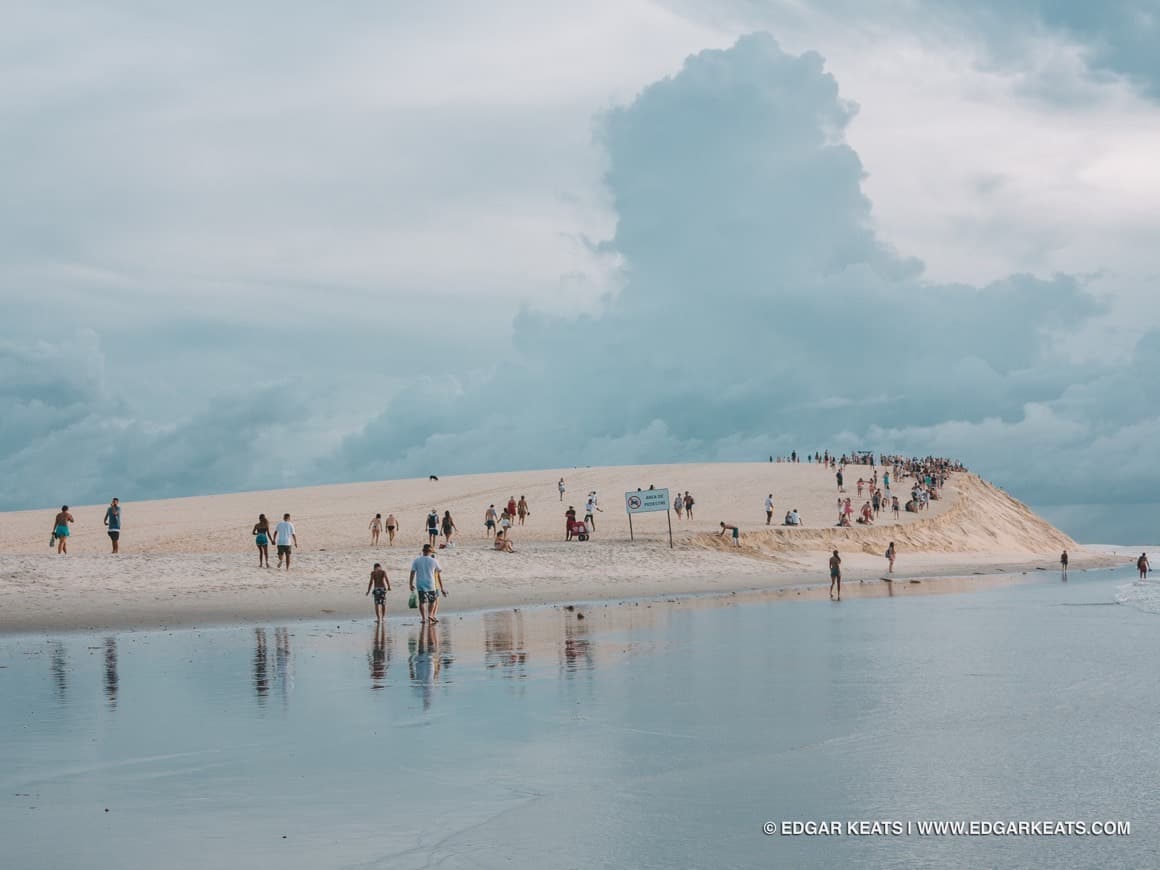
[417,589,439,604]
[107,531,120,541]
[372,587,387,606]
[277,544,292,556]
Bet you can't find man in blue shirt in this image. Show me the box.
[409,544,446,624]
[104,498,121,553]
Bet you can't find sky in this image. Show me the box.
[2,2,1159,539]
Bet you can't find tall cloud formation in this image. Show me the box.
[333,33,1147,511]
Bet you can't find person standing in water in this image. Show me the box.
[369,513,383,546]
[829,550,842,600]
[366,562,392,622]
[253,513,273,567]
[1060,549,1068,576]
[409,543,446,624]
[52,506,75,554]
[1138,552,1150,579]
[385,513,399,546]
[104,498,122,553]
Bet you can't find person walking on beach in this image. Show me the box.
[684,491,695,519]
[829,550,842,600]
[385,513,399,546]
[275,513,297,570]
[564,505,577,540]
[484,504,499,537]
[719,522,741,547]
[517,496,529,526]
[441,510,458,546]
[369,513,383,546]
[426,510,440,547]
[558,478,565,501]
[52,506,75,554]
[409,543,446,624]
[892,495,901,518]
[104,497,121,553]
[764,494,774,525]
[253,513,273,567]
[506,496,517,522]
[836,469,844,493]
[584,495,601,531]
[366,562,392,622]
[1138,552,1150,579]
[886,541,896,573]
[1060,549,1068,576]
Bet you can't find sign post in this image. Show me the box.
[625,488,673,548]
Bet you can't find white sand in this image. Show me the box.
[0,463,1108,632]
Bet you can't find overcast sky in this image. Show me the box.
[3,1,1159,537]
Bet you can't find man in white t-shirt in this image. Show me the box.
[764,494,774,525]
[409,543,446,624]
[275,513,297,570]
[584,496,602,531]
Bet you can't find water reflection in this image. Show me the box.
[483,610,528,682]
[103,637,118,709]
[559,615,594,677]
[368,623,391,689]
[275,627,292,708]
[254,628,269,703]
[408,623,447,711]
[49,641,67,702]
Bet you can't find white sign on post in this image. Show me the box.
[625,488,670,514]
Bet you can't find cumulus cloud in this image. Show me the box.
[330,34,1144,515]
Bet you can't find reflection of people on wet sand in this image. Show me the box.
[254,628,269,703]
[829,550,842,600]
[368,623,390,689]
[366,562,392,622]
[104,637,119,708]
[408,622,442,711]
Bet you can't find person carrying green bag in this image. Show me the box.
[408,543,446,624]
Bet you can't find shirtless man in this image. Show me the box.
[385,513,399,545]
[52,505,75,554]
[366,562,392,622]
[829,550,842,600]
[484,504,499,537]
[719,522,741,547]
[1138,553,1150,579]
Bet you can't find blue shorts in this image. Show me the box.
[55,525,70,538]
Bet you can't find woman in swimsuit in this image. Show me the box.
[441,511,458,546]
[517,496,529,526]
[369,513,383,546]
[385,513,398,545]
[253,513,272,567]
[53,506,75,554]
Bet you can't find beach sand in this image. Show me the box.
[0,462,1113,633]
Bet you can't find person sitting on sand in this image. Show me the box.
[366,562,392,622]
[369,513,383,546]
[905,499,918,513]
[1138,553,1150,579]
[858,502,874,525]
[790,508,802,526]
[837,509,851,527]
[719,522,741,546]
[52,505,75,554]
[829,550,842,600]
[494,530,515,553]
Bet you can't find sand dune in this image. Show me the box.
[0,463,1099,632]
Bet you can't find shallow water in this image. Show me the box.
[2,566,1156,869]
